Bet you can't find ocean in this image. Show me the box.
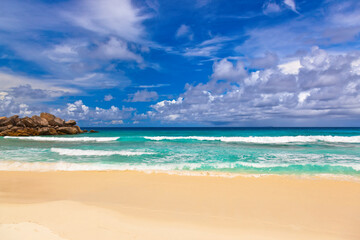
[1,127,360,176]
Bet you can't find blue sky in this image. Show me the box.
[1,0,360,126]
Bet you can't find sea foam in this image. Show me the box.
[144,135,360,143]
[4,136,120,142]
[0,161,359,180]
[51,148,153,156]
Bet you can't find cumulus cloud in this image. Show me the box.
[250,52,279,69]
[8,85,57,100]
[111,120,124,125]
[149,47,360,125]
[54,100,135,125]
[0,97,137,125]
[126,89,159,102]
[104,94,114,101]
[211,59,247,82]
[0,94,34,117]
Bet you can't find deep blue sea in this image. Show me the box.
[1,127,360,176]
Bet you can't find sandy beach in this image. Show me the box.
[0,171,359,240]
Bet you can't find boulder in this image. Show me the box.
[1,115,19,126]
[65,120,76,126]
[40,112,55,122]
[21,117,37,128]
[0,129,11,136]
[39,127,58,135]
[0,114,89,136]
[9,126,24,132]
[89,130,99,133]
[83,130,88,133]
[5,128,39,136]
[0,117,8,126]
[74,125,82,133]
[16,121,26,127]
[32,115,49,127]
[57,126,78,135]
[39,127,50,135]
[10,115,20,125]
[49,117,64,127]
[0,126,9,132]
[49,128,57,135]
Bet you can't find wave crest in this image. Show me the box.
[144,135,360,143]
[51,148,153,156]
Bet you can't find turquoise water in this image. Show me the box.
[1,127,360,176]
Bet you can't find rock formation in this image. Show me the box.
[0,113,84,136]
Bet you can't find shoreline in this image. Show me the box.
[0,160,359,182]
[1,170,360,239]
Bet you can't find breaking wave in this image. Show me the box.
[0,161,359,174]
[51,148,153,156]
[144,135,360,144]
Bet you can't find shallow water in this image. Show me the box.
[1,127,360,176]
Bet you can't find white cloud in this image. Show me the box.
[104,94,114,101]
[351,58,360,75]
[283,0,298,13]
[44,44,81,63]
[0,71,76,94]
[278,60,302,74]
[298,91,311,104]
[111,120,124,124]
[0,95,35,117]
[92,37,143,63]
[138,84,170,88]
[199,36,236,46]
[262,1,282,15]
[149,48,360,125]
[0,97,137,125]
[263,0,298,15]
[126,89,159,102]
[0,92,8,100]
[44,37,143,67]
[184,45,221,57]
[250,52,279,69]
[71,73,130,89]
[176,25,190,37]
[180,36,234,58]
[66,0,148,43]
[55,100,135,124]
[176,24,193,40]
[0,0,150,97]
[211,59,247,81]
